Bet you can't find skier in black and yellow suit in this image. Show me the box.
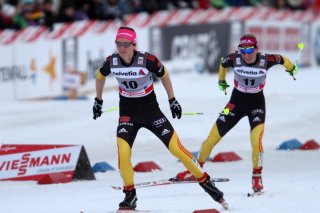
[177,33,298,193]
[92,26,229,210]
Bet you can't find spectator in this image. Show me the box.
[142,0,159,14]
[11,0,46,28]
[118,0,131,15]
[225,0,249,6]
[12,2,28,29]
[0,0,318,30]
[272,0,286,8]
[42,0,56,30]
[0,2,15,29]
[94,0,123,20]
[248,0,261,6]
[157,0,170,10]
[210,0,227,9]
[127,0,144,14]
[0,3,5,29]
[169,0,196,8]
[75,0,96,19]
[74,1,89,20]
[198,0,211,9]
[28,0,45,25]
[271,0,309,9]
[286,0,306,9]
[57,2,76,22]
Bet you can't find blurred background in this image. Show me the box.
[0,0,319,100]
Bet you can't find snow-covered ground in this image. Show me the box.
[1,65,320,213]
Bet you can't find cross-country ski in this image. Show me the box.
[106,210,150,213]
[111,177,230,190]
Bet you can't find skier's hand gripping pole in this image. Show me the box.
[218,80,230,95]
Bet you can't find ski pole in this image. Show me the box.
[103,107,204,116]
[103,106,119,113]
[182,112,204,116]
[296,42,305,63]
[292,42,305,80]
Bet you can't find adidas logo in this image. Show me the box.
[253,117,261,122]
[161,129,170,136]
[218,115,226,122]
[118,128,128,134]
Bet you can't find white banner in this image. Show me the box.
[0,44,16,100]
[244,20,311,66]
[0,145,81,180]
[311,22,320,67]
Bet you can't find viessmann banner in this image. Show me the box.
[150,23,231,73]
[0,144,95,183]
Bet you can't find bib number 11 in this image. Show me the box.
[244,78,255,86]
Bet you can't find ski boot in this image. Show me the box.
[252,167,263,192]
[199,173,229,210]
[119,188,137,210]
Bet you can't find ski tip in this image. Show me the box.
[247,191,264,197]
[112,186,123,190]
[212,177,230,182]
[221,201,230,210]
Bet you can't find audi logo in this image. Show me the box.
[153,118,167,125]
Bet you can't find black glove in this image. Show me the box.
[93,97,103,120]
[169,97,182,119]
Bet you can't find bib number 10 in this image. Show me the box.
[121,80,138,89]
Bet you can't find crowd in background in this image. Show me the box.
[0,0,319,30]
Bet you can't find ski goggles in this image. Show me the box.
[115,41,133,48]
[239,46,255,54]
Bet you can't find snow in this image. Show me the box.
[1,66,320,213]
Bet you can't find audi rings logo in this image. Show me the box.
[153,118,167,126]
[315,28,320,65]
